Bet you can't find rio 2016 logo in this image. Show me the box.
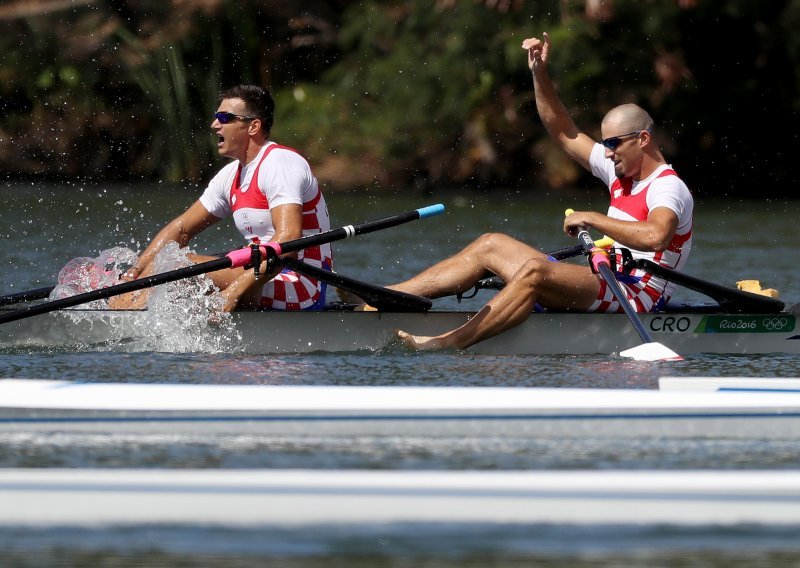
[649,315,795,334]
[718,319,758,331]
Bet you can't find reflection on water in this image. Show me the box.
[4,432,800,470]
[1,525,800,567]
[0,350,798,388]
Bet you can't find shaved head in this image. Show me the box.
[602,103,654,134]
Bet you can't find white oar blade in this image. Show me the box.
[620,342,683,362]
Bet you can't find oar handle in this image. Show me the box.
[565,209,614,272]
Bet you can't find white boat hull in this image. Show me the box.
[0,307,798,355]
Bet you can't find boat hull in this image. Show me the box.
[0,307,797,355]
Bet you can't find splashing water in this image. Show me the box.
[50,243,241,353]
[133,242,241,353]
[128,243,241,353]
[49,247,137,308]
[97,246,138,275]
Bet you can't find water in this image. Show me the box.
[1,181,800,566]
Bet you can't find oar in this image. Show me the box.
[468,242,786,316]
[0,286,54,307]
[566,209,682,362]
[628,258,785,314]
[0,204,445,325]
[282,258,432,312]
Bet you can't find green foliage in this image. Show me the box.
[0,0,798,194]
[279,0,564,186]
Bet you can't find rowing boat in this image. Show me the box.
[3,377,800,439]
[1,302,798,355]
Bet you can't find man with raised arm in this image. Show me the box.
[110,85,332,313]
[392,32,693,350]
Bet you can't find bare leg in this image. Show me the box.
[389,233,543,298]
[397,252,601,351]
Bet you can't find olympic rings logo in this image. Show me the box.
[763,317,791,331]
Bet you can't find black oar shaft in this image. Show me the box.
[575,229,655,344]
[0,286,54,307]
[274,205,444,256]
[547,244,583,261]
[0,204,445,325]
[630,258,784,314]
[0,257,232,325]
[283,258,431,312]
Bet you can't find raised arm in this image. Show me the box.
[522,32,596,172]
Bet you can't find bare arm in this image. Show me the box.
[522,32,596,172]
[126,200,220,279]
[564,207,680,252]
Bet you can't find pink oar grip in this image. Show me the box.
[589,247,611,273]
[225,243,283,269]
[225,248,252,268]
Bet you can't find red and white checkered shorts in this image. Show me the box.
[258,268,325,311]
[587,275,665,314]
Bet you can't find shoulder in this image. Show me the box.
[650,166,692,198]
[259,144,314,190]
[200,161,239,216]
[646,166,694,220]
[264,144,311,168]
[589,143,615,185]
[207,160,239,189]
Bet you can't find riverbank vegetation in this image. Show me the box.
[0,0,797,195]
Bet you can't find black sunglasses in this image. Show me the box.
[601,130,648,151]
[214,111,257,124]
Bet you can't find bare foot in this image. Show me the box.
[354,303,377,312]
[396,330,452,351]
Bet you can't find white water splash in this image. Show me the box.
[51,243,241,353]
[49,247,137,309]
[129,242,242,353]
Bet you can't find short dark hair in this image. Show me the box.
[219,85,275,133]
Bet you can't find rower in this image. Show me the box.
[384,32,694,351]
[109,85,332,313]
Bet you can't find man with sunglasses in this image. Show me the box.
[390,32,693,351]
[111,85,332,312]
